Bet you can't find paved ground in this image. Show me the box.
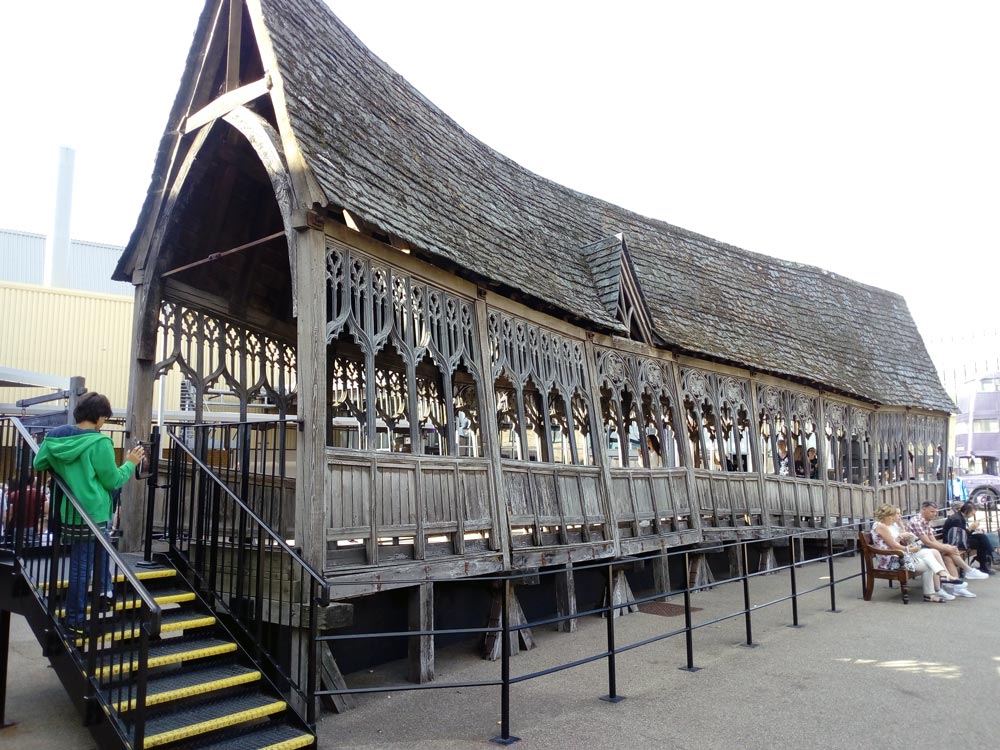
[5,556,999,749]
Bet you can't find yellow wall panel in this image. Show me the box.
[0,281,133,408]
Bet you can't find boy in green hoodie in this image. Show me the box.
[33,392,145,635]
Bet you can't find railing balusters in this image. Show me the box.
[161,420,329,731]
[0,417,162,749]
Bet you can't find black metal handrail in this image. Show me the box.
[163,424,330,728]
[1,416,163,749]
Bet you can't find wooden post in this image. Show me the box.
[582,337,621,553]
[671,362,703,540]
[651,553,672,600]
[688,553,715,591]
[293,226,328,573]
[554,563,577,632]
[474,294,512,566]
[758,544,778,574]
[122,276,161,553]
[727,545,742,579]
[407,583,434,684]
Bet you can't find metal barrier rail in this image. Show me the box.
[0,417,162,749]
[162,424,329,730]
[316,523,869,745]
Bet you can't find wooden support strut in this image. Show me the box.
[688,553,716,591]
[604,570,639,619]
[483,586,535,661]
[161,230,285,278]
[319,648,356,714]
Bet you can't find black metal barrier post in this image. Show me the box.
[0,609,12,729]
[788,538,802,628]
[490,579,519,746]
[740,541,757,647]
[827,529,841,613]
[139,427,161,566]
[600,564,624,703]
[679,552,700,672]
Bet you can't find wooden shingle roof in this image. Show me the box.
[126,0,954,413]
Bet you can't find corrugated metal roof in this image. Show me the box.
[0,228,131,297]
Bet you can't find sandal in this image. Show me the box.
[923,594,947,603]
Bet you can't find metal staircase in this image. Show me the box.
[0,417,325,750]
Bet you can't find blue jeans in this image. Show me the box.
[65,522,113,628]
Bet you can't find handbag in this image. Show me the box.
[888,552,918,572]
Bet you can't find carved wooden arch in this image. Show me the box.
[823,398,873,485]
[136,108,301,422]
[595,347,680,468]
[220,105,298,306]
[680,367,756,472]
[756,384,820,477]
[488,309,595,464]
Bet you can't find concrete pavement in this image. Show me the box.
[4,555,997,749]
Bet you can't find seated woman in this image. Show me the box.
[870,504,956,603]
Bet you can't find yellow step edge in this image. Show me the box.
[41,568,176,591]
[57,591,196,618]
[95,642,237,679]
[162,614,216,633]
[143,700,287,749]
[116,670,262,712]
[262,734,315,750]
[75,615,217,648]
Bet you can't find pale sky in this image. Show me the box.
[2,1,998,346]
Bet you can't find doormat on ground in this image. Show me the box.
[637,602,702,617]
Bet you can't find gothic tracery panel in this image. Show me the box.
[756,384,819,479]
[325,241,484,455]
[681,367,755,472]
[488,310,593,465]
[155,300,297,417]
[595,347,680,469]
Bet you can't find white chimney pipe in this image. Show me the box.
[43,146,75,288]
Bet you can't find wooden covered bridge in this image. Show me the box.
[102,0,953,706]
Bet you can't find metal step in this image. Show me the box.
[139,692,287,749]
[39,565,177,591]
[74,607,217,649]
[187,723,314,750]
[56,587,197,617]
[111,662,262,712]
[94,636,237,680]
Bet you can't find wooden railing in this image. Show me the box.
[325,450,498,569]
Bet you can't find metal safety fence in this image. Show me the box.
[317,523,869,745]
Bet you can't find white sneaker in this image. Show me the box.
[965,569,989,580]
[935,589,956,600]
[951,587,977,598]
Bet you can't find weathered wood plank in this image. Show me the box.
[407,583,434,684]
[554,563,577,633]
[320,648,356,714]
